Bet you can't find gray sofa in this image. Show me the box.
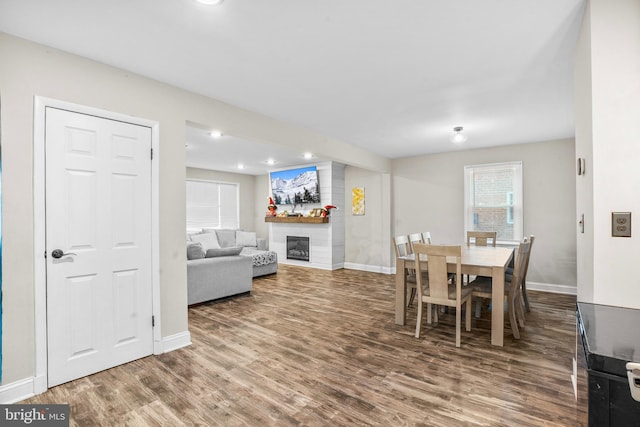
[187,255,252,305]
[186,229,278,304]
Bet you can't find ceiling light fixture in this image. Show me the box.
[451,126,467,143]
[266,158,275,165]
[237,163,245,170]
[303,152,313,159]
[196,0,224,5]
[209,130,223,139]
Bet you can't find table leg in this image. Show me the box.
[395,258,407,325]
[491,266,505,346]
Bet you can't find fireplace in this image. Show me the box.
[287,236,310,261]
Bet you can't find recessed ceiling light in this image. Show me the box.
[266,158,275,165]
[303,152,313,159]
[209,130,223,139]
[237,163,245,170]
[196,0,223,5]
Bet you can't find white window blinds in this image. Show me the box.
[186,180,239,231]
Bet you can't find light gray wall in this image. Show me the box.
[254,174,271,245]
[0,33,388,387]
[391,139,577,288]
[330,163,346,268]
[344,167,392,271]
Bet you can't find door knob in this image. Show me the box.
[51,249,77,259]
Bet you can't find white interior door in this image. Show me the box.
[45,107,153,387]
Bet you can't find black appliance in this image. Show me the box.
[577,302,640,426]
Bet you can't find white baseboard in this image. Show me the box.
[1,333,191,404]
[527,281,577,295]
[161,331,192,353]
[343,262,395,275]
[0,377,36,404]
[279,260,343,270]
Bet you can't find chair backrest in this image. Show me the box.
[508,240,531,299]
[408,233,423,251]
[421,232,432,245]
[414,243,462,303]
[467,231,497,247]
[393,235,412,257]
[520,235,535,283]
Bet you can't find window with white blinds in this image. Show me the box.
[186,180,239,231]
[464,161,523,244]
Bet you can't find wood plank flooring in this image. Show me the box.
[25,265,587,426]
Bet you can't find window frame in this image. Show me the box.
[506,191,514,225]
[463,161,523,245]
[186,179,240,232]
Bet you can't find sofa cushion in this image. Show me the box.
[240,247,278,267]
[205,246,243,258]
[236,230,257,247]
[187,242,206,260]
[190,232,221,250]
[214,229,237,248]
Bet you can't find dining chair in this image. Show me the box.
[464,230,497,284]
[410,232,446,314]
[408,232,434,249]
[520,235,535,312]
[413,243,473,347]
[466,230,497,247]
[408,232,424,252]
[393,234,412,258]
[503,234,535,314]
[470,239,531,339]
[393,235,418,306]
[421,232,432,245]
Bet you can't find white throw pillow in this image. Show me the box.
[190,232,221,250]
[187,242,206,260]
[236,230,257,247]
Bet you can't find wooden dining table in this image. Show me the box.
[395,245,514,346]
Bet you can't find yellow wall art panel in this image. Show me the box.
[352,187,365,216]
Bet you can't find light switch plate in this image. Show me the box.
[612,212,631,237]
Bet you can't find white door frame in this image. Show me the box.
[33,96,162,394]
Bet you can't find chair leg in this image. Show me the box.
[474,298,482,318]
[522,281,531,312]
[408,288,416,307]
[465,298,472,332]
[455,305,461,347]
[427,303,433,324]
[517,303,526,329]
[508,298,520,339]
[415,301,423,338]
[516,293,526,328]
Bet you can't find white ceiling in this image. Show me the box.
[0,0,586,175]
[185,123,324,175]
